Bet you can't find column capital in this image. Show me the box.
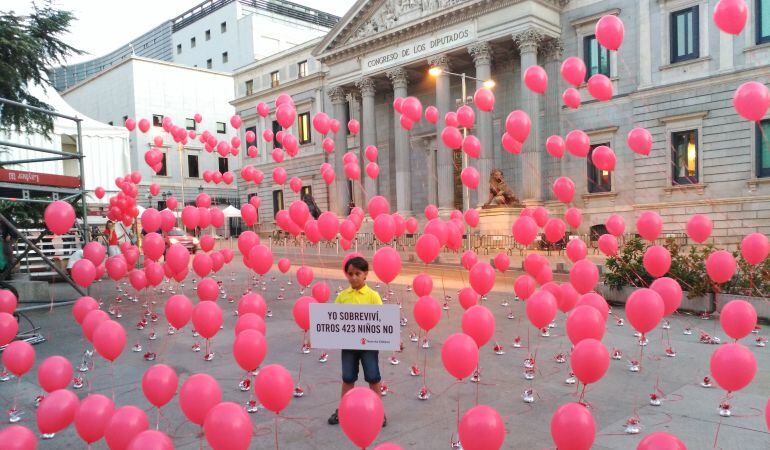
[468,42,492,66]
[386,67,409,89]
[327,86,347,104]
[428,54,451,71]
[513,28,545,53]
[346,91,360,104]
[540,37,564,61]
[355,77,376,97]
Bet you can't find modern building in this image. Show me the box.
[276,0,770,245]
[231,37,332,220]
[61,56,238,209]
[49,0,340,91]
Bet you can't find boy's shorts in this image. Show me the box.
[341,349,381,384]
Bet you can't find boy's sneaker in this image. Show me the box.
[328,409,339,425]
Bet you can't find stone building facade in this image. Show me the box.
[233,0,770,245]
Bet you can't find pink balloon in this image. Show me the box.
[238,293,267,318]
[142,364,178,408]
[204,402,252,450]
[710,343,757,392]
[706,250,737,284]
[254,364,293,413]
[627,127,652,155]
[71,259,96,288]
[563,87,582,109]
[37,356,73,393]
[37,389,79,434]
[192,301,222,339]
[93,320,126,361]
[587,74,613,101]
[643,245,671,278]
[456,105,475,129]
[197,277,218,301]
[714,0,749,35]
[105,406,149,450]
[272,166,287,185]
[493,252,510,273]
[561,57,587,87]
[141,208,161,233]
[546,135,565,158]
[233,328,267,372]
[605,214,625,236]
[597,234,618,257]
[637,432,687,450]
[461,166,480,189]
[733,81,770,121]
[373,214,396,243]
[514,275,536,300]
[474,88,495,112]
[464,209,479,228]
[310,282,330,303]
[142,232,164,261]
[415,234,440,264]
[0,425,37,450]
[591,145,616,171]
[412,273,433,297]
[462,135,481,158]
[458,287,478,310]
[564,207,582,229]
[501,132,522,154]
[3,340,35,376]
[44,200,75,235]
[461,305,495,348]
[179,374,221,425]
[413,296,441,332]
[512,216,538,246]
[248,244,273,275]
[366,162,380,179]
[165,294,193,329]
[401,96,423,122]
[559,283,580,313]
[566,238,587,262]
[526,290,557,329]
[636,211,662,241]
[565,129,590,157]
[570,259,598,294]
[82,309,109,342]
[595,14,624,50]
[441,333,479,380]
[469,262,495,296]
[75,394,114,444]
[373,247,401,284]
[424,105,439,124]
[571,338,609,385]
[626,288,664,334]
[544,218,566,243]
[296,265,314,288]
[551,403,596,450]
[234,312,266,337]
[127,430,173,450]
[650,277,682,316]
[181,205,199,229]
[524,65,548,94]
[566,305,605,345]
[339,387,384,449]
[192,253,213,278]
[368,196,390,219]
[505,110,531,142]
[441,126,463,149]
[275,104,296,128]
[458,405,505,450]
[683,214,711,244]
[83,241,106,266]
[720,300,757,340]
[741,232,769,265]
[405,217,418,234]
[292,296,317,331]
[0,289,17,314]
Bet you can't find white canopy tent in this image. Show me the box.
[222,205,241,218]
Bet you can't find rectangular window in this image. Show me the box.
[670,6,699,63]
[759,0,770,44]
[245,80,253,95]
[300,185,312,198]
[222,51,228,63]
[216,122,226,134]
[152,114,164,127]
[188,155,199,178]
[185,118,196,131]
[206,59,212,69]
[272,120,282,148]
[245,126,257,151]
[270,71,280,88]
[157,200,167,210]
[205,29,211,41]
[671,130,699,184]
[218,157,229,173]
[587,144,612,193]
[190,37,196,48]
[176,44,182,54]
[298,60,308,78]
[583,34,610,80]
[297,112,311,144]
[221,21,227,33]
[757,119,770,178]
[272,190,284,218]
[158,153,167,176]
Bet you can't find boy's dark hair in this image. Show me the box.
[344,256,369,273]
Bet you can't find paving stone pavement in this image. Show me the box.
[1,257,768,449]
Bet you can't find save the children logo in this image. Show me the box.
[360,338,367,345]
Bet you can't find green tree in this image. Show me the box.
[0,2,81,136]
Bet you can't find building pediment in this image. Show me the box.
[313,0,570,63]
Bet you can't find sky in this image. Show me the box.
[4,0,356,65]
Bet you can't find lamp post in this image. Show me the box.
[429,67,495,248]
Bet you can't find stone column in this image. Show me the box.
[328,86,349,215]
[513,29,544,204]
[356,77,378,198]
[386,67,411,216]
[541,38,563,201]
[468,42,493,208]
[429,54,454,214]
[423,137,438,206]
[347,90,366,209]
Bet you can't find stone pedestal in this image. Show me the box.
[477,206,524,235]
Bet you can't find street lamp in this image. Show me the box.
[428,65,495,219]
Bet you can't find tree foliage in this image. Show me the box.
[0,2,82,135]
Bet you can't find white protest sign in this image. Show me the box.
[309,303,401,351]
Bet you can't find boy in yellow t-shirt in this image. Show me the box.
[327,256,386,427]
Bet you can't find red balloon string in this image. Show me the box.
[274,414,279,450]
